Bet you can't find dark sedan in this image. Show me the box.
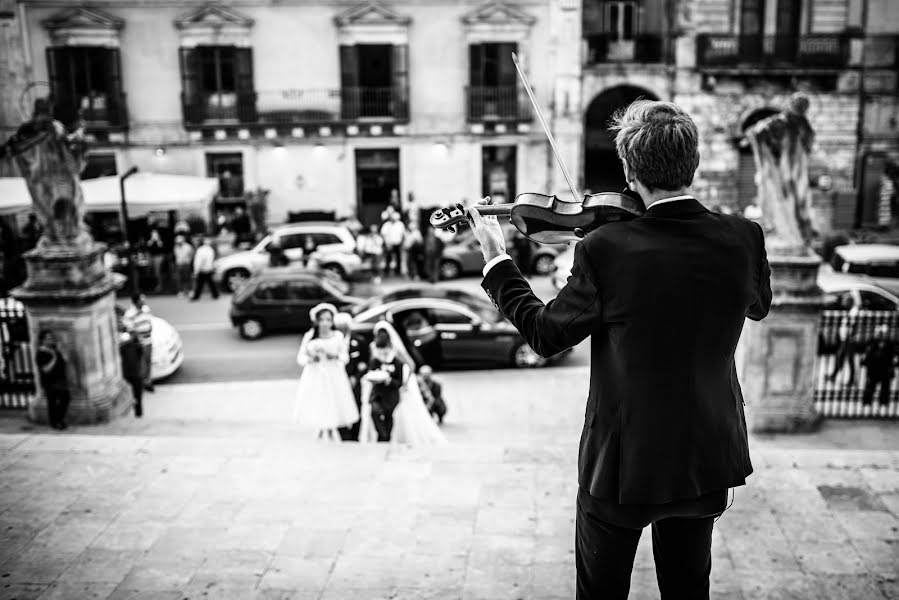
[229,269,362,339]
[347,288,570,370]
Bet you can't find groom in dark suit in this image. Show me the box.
[468,100,772,599]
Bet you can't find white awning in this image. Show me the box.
[0,173,220,217]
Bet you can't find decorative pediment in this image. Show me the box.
[462,1,535,43]
[334,2,411,27]
[334,2,411,46]
[42,7,124,47]
[462,2,536,27]
[174,4,254,47]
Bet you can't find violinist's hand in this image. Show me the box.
[467,197,506,263]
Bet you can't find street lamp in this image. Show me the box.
[119,166,139,296]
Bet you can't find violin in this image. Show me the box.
[429,52,645,244]
[429,190,644,245]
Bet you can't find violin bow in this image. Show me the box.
[511,52,582,204]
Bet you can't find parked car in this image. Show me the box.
[229,270,363,340]
[825,243,899,296]
[214,222,364,292]
[347,287,571,369]
[439,223,563,280]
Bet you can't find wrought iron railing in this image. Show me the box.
[183,87,410,126]
[696,34,850,68]
[584,33,664,65]
[465,86,532,122]
[0,299,34,409]
[815,310,899,418]
[52,92,128,129]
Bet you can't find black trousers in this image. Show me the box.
[192,272,219,299]
[370,401,396,442]
[576,492,714,600]
[862,375,893,406]
[126,377,143,417]
[46,389,70,427]
[384,245,402,275]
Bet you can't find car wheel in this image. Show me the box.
[439,259,461,280]
[532,254,555,275]
[512,342,548,368]
[238,319,265,340]
[321,263,347,280]
[224,268,251,293]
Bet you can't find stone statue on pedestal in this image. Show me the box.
[738,93,824,433]
[2,97,131,425]
[744,93,816,256]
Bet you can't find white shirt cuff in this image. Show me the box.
[483,254,513,277]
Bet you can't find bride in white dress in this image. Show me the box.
[293,303,360,441]
[359,320,447,445]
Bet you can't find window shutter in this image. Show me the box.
[339,45,359,119]
[179,47,202,124]
[498,43,517,86]
[391,44,409,120]
[105,48,125,127]
[46,47,77,125]
[234,47,257,122]
[469,44,483,87]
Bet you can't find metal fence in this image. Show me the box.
[0,300,34,408]
[814,310,899,418]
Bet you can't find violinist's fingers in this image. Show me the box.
[477,196,492,206]
[467,205,483,229]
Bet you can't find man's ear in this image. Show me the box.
[621,160,632,185]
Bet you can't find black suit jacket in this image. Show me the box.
[482,198,772,505]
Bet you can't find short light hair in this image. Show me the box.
[609,100,700,191]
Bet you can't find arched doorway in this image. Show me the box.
[583,85,658,193]
[737,108,779,211]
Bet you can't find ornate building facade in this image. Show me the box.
[0,0,582,226]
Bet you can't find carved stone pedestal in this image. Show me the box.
[12,244,132,425]
[740,250,826,433]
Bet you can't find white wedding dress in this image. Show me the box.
[292,330,360,429]
[359,322,448,446]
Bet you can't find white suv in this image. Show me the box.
[214,222,362,291]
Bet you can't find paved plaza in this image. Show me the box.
[0,367,898,599]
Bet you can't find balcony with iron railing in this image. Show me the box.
[584,33,664,65]
[181,87,409,128]
[52,91,128,130]
[465,86,532,123]
[696,34,850,70]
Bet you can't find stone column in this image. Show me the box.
[14,245,132,424]
[740,249,825,433]
[4,102,132,425]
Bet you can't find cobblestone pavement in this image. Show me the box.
[1,368,898,599]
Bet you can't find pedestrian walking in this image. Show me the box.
[403,225,424,280]
[191,237,219,300]
[292,303,360,441]
[862,324,897,406]
[146,228,167,292]
[356,225,385,282]
[124,294,155,392]
[423,227,445,283]
[173,235,195,297]
[380,212,405,276]
[118,324,145,417]
[828,294,860,386]
[35,331,70,430]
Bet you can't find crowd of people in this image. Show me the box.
[352,200,454,284]
[292,302,448,444]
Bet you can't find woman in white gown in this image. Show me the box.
[359,320,447,445]
[293,303,360,440]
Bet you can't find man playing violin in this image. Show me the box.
[467,100,772,599]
